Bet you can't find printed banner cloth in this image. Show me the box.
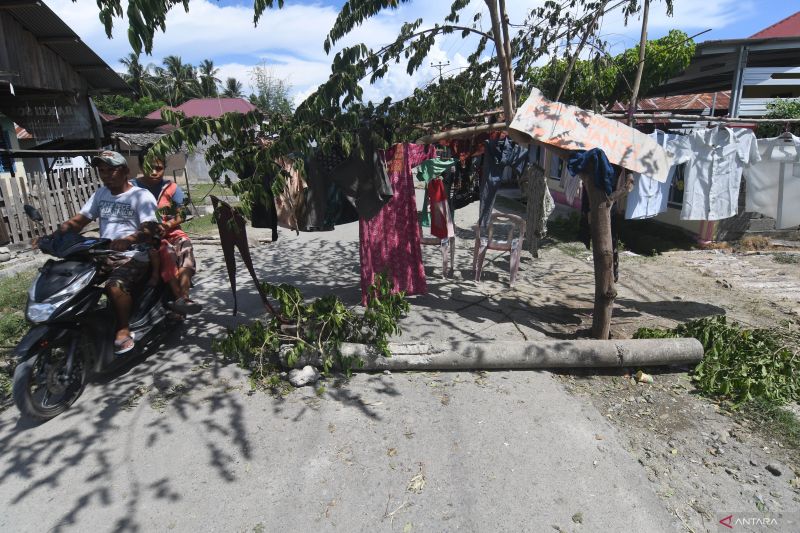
[509,88,670,183]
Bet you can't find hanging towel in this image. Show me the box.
[428,178,453,239]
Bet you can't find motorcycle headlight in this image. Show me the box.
[26,269,95,323]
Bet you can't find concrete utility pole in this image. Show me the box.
[431,61,450,80]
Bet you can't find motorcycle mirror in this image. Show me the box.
[24,204,44,222]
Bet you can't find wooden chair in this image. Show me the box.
[472,213,526,283]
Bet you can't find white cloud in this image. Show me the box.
[48,0,755,106]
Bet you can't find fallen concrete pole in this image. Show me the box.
[289,338,703,371]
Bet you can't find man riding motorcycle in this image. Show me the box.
[55,150,158,354]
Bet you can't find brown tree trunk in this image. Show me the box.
[485,0,514,124]
[582,175,616,340]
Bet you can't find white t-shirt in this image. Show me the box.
[625,131,681,220]
[79,186,158,240]
[745,134,800,229]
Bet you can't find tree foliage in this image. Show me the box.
[90,0,677,196]
[525,29,695,111]
[93,95,167,118]
[762,98,800,137]
[248,64,293,116]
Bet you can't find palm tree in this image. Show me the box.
[198,59,220,97]
[221,77,244,98]
[160,55,201,106]
[120,52,156,100]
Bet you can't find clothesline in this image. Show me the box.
[601,113,800,124]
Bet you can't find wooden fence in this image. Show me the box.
[0,167,102,247]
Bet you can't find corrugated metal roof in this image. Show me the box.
[612,91,730,113]
[750,11,800,39]
[145,98,257,119]
[2,2,130,94]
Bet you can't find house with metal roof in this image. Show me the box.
[652,11,800,118]
[0,0,132,178]
[145,97,258,120]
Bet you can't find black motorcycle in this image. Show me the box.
[12,206,176,421]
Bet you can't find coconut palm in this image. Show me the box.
[120,52,157,100]
[198,59,221,97]
[160,55,201,106]
[221,77,244,98]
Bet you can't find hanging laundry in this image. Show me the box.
[625,130,681,220]
[415,157,457,184]
[669,126,760,221]
[416,158,457,227]
[428,178,454,239]
[562,169,582,205]
[250,177,278,242]
[745,133,800,229]
[303,133,393,230]
[567,148,617,195]
[273,158,307,233]
[479,137,529,229]
[521,162,554,254]
[359,143,435,304]
[211,196,273,316]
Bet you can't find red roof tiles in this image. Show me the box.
[750,11,800,39]
[145,98,256,120]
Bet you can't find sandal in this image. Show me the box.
[166,310,185,321]
[168,297,202,315]
[114,334,135,355]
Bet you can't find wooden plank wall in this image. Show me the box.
[0,12,87,94]
[0,168,101,247]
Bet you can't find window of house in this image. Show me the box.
[548,153,563,180]
[0,131,15,174]
[668,163,686,209]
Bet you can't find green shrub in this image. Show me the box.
[635,316,799,407]
[213,273,409,381]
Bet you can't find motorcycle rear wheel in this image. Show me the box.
[13,342,87,421]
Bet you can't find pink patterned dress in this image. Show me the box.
[359,143,435,304]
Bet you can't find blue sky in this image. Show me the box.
[47,0,800,104]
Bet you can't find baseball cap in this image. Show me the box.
[91,150,128,168]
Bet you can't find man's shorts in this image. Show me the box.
[102,254,149,294]
[166,236,196,274]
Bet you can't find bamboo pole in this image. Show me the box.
[415,122,506,144]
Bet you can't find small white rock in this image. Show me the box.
[288,365,321,387]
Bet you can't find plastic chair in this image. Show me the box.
[472,213,526,283]
[420,233,456,279]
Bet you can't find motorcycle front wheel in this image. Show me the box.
[12,339,87,421]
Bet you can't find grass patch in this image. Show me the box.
[188,183,237,205]
[772,253,800,265]
[545,211,696,256]
[181,214,217,236]
[0,269,37,405]
[547,212,580,243]
[739,400,800,464]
